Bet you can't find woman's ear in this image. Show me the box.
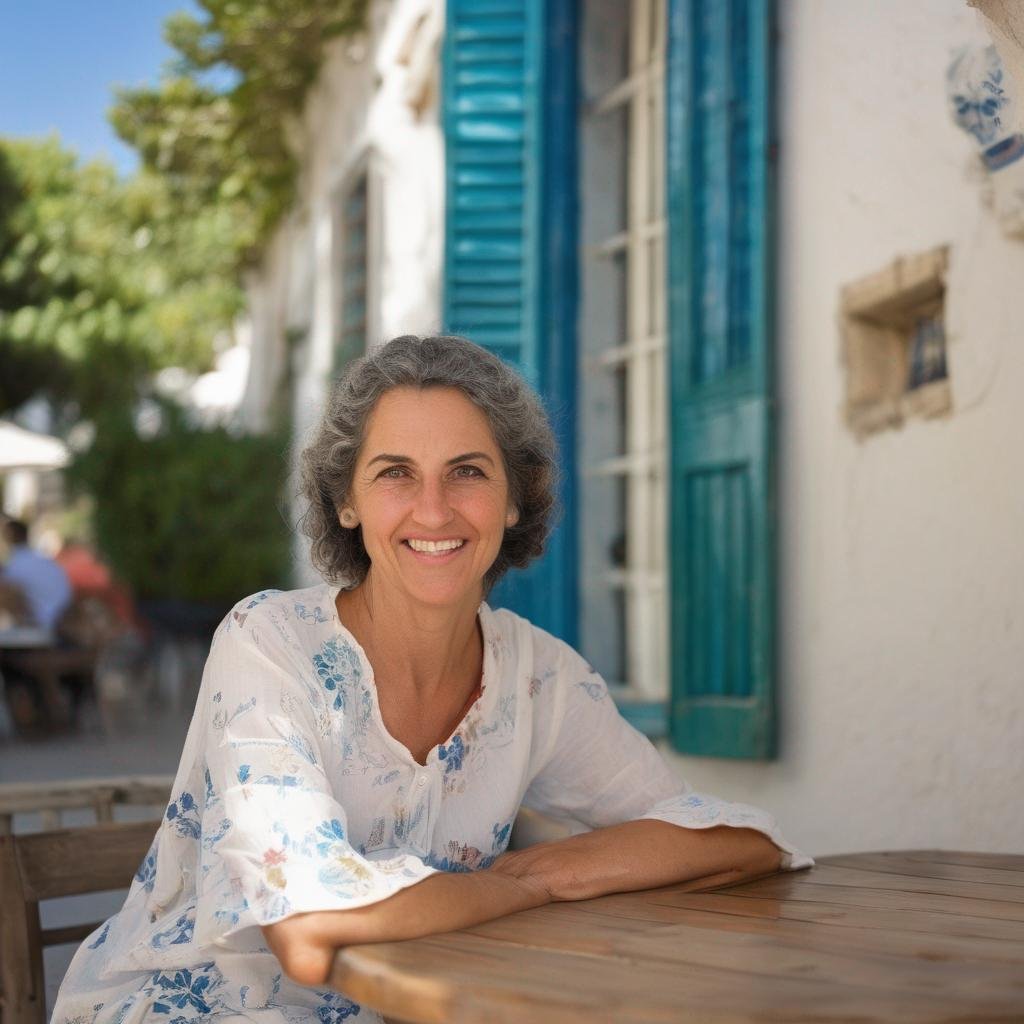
[505,507,519,528]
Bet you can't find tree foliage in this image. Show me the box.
[1,0,368,421]
[111,0,368,263]
[0,137,243,418]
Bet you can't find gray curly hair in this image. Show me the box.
[298,334,559,597]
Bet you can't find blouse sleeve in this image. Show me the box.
[521,627,814,872]
[193,601,438,950]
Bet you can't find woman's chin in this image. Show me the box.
[398,574,483,609]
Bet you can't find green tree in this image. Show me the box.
[1,1,368,422]
[111,0,368,263]
[0,136,243,419]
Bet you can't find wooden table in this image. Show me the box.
[329,850,1024,1023]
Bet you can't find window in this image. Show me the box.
[579,0,668,700]
[841,246,952,437]
[334,161,380,370]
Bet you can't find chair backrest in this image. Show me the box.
[0,776,172,1024]
[0,820,159,1024]
[0,775,173,835]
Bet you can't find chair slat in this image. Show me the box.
[15,821,158,901]
[41,922,103,948]
[0,775,173,816]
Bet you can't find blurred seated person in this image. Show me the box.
[54,536,141,635]
[0,578,34,630]
[1,518,72,635]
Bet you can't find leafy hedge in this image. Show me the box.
[69,402,292,608]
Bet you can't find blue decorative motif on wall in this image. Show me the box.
[947,44,1024,170]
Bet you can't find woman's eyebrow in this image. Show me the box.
[367,451,495,467]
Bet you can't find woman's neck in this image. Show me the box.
[335,574,483,699]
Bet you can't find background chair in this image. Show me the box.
[0,776,172,1024]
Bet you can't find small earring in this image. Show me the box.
[339,507,359,528]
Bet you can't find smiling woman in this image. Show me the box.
[52,335,813,1024]
[299,335,557,600]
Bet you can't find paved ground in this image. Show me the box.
[1,693,194,1017]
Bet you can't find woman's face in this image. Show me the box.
[346,386,514,610]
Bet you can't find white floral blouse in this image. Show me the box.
[53,583,813,1024]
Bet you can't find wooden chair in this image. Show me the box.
[0,820,158,1024]
[0,776,172,1024]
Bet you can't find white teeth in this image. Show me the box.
[407,539,465,554]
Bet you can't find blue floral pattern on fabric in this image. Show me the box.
[149,963,224,1016]
[437,733,465,773]
[314,990,362,1022]
[135,839,159,892]
[313,637,364,713]
[151,910,195,950]
[165,792,200,840]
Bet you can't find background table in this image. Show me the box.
[329,849,1024,1023]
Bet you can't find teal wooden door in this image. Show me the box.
[442,0,577,641]
[667,0,777,758]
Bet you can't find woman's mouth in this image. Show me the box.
[402,538,467,562]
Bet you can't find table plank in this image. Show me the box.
[720,874,1024,921]
[330,850,1024,1023]
[818,851,1024,887]
[465,898,1024,966]
[873,849,1024,872]
[785,862,1024,903]
[651,890,1024,942]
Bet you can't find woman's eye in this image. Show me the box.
[379,466,407,479]
[454,465,485,478]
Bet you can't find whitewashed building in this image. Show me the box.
[237,0,1024,857]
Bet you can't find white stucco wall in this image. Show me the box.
[662,0,1024,858]
[292,0,444,453]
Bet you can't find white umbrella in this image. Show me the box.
[0,421,69,470]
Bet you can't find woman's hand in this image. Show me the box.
[489,820,783,903]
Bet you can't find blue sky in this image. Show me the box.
[0,1,197,175]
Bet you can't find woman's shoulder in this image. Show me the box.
[483,603,595,682]
[211,584,341,673]
[221,583,335,634]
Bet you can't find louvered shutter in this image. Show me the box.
[667,0,777,757]
[442,0,541,383]
[443,0,577,640]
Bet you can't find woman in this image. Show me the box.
[54,335,812,1024]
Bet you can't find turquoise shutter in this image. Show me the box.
[442,0,541,383]
[667,0,777,757]
[442,0,577,641]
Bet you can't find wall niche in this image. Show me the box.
[840,246,951,439]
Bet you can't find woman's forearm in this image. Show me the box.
[263,867,550,986]
[264,821,781,985]
[490,820,784,902]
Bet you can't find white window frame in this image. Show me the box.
[580,0,668,699]
[332,151,383,364]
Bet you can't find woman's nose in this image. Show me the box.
[412,478,455,528]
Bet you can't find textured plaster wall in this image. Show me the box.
[661,0,1024,858]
